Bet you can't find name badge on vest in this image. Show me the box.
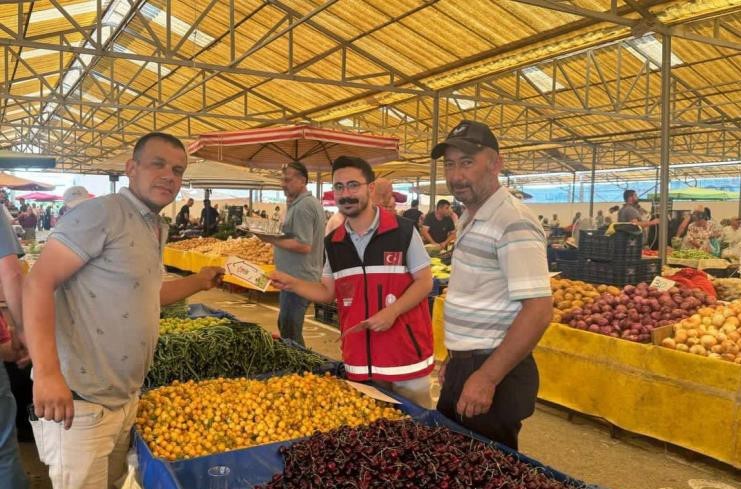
[384,251,402,266]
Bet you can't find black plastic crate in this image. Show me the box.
[556,259,580,280]
[579,230,642,262]
[637,258,661,283]
[313,301,338,327]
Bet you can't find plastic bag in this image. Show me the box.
[666,268,717,298]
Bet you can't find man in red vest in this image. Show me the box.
[271,156,434,407]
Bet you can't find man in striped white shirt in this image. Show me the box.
[432,120,552,450]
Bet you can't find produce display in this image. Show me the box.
[550,278,620,324]
[146,321,326,388]
[136,373,405,460]
[200,236,274,265]
[659,302,741,363]
[166,237,220,251]
[562,283,714,342]
[259,419,585,489]
[159,316,231,334]
[160,300,189,319]
[712,278,741,302]
[430,257,451,280]
[671,249,716,260]
[166,236,274,264]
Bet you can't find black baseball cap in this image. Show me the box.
[431,120,499,159]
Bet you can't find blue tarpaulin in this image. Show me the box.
[136,383,603,489]
[187,303,239,321]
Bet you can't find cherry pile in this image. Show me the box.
[257,419,587,489]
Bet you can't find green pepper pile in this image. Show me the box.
[146,321,326,388]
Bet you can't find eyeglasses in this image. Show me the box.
[333,181,367,193]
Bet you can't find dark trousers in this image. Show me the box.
[278,291,309,347]
[437,353,539,451]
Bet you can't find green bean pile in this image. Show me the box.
[145,322,326,388]
[160,299,189,319]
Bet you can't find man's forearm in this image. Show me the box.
[289,278,335,304]
[23,278,61,375]
[272,238,310,254]
[160,275,206,306]
[477,297,552,386]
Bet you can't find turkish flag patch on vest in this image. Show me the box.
[384,251,403,266]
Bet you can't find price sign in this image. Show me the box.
[650,276,676,291]
[225,256,272,292]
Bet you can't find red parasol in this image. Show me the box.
[16,192,62,201]
[188,125,399,172]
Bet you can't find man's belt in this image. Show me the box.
[448,348,495,359]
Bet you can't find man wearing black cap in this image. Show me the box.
[431,120,552,449]
[257,162,325,346]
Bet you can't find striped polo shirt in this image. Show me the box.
[444,186,551,351]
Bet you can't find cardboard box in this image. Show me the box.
[651,324,673,345]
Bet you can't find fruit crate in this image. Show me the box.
[555,259,581,280]
[313,301,338,327]
[579,258,661,286]
[579,230,642,262]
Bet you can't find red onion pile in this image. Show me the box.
[563,283,715,342]
[258,419,587,489]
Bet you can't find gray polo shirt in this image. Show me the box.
[0,209,22,259]
[618,204,642,223]
[50,187,167,408]
[275,191,325,281]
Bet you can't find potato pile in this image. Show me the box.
[201,237,274,265]
[661,301,741,363]
[167,237,220,251]
[551,278,621,324]
[712,278,741,302]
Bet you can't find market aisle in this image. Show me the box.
[21,285,741,489]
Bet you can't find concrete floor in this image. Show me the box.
[21,284,741,489]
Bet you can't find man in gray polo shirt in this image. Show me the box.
[618,189,659,229]
[431,120,553,450]
[23,133,223,489]
[257,162,324,346]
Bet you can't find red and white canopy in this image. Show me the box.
[188,125,399,172]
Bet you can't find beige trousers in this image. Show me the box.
[31,396,138,489]
[375,375,433,409]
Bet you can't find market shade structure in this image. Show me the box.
[16,192,62,201]
[0,151,55,170]
[91,152,282,191]
[415,182,532,200]
[647,187,740,201]
[188,125,400,172]
[0,173,55,191]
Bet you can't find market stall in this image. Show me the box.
[163,237,277,292]
[431,276,741,468]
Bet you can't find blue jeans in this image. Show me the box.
[278,291,309,347]
[0,364,28,489]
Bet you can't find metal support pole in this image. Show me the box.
[249,189,253,210]
[737,169,741,217]
[570,172,576,204]
[588,146,597,218]
[430,93,440,209]
[108,174,118,194]
[658,34,672,264]
[315,171,321,199]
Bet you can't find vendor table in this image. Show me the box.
[431,298,741,468]
[163,247,277,292]
[137,385,601,489]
